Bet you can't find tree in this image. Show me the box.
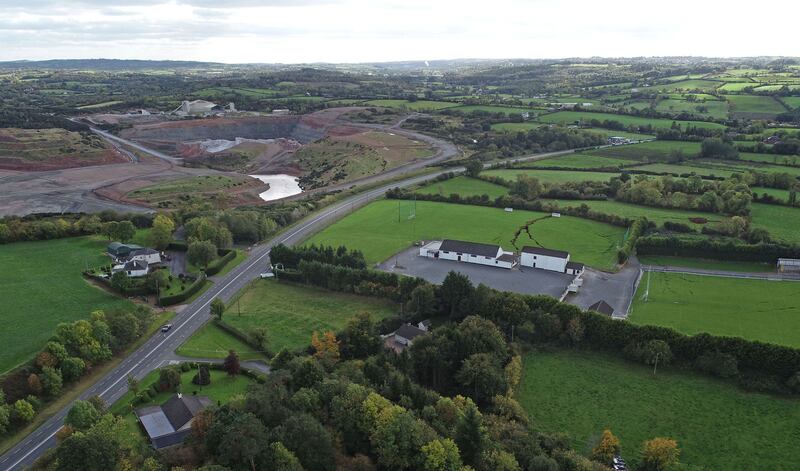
[210,297,225,320]
[642,340,673,375]
[41,366,63,396]
[405,284,437,319]
[55,414,129,471]
[421,438,463,471]
[464,160,483,178]
[61,357,86,382]
[193,364,211,386]
[339,312,381,359]
[215,412,268,471]
[149,214,175,250]
[311,331,340,364]
[440,271,474,319]
[27,374,43,396]
[115,221,136,243]
[224,350,241,376]
[455,404,487,466]
[510,174,543,199]
[188,239,217,270]
[640,437,680,471]
[275,413,336,471]
[264,442,304,471]
[370,410,436,471]
[13,399,35,423]
[126,375,139,394]
[591,429,620,465]
[110,271,130,292]
[479,449,521,471]
[457,353,507,404]
[504,355,522,396]
[157,367,181,392]
[65,400,101,431]
[0,404,10,435]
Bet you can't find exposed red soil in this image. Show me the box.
[0,148,128,172]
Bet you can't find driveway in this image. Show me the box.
[565,256,641,318]
[378,247,574,299]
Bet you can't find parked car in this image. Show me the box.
[161,324,173,332]
[260,271,275,278]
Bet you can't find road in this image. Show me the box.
[85,125,183,164]
[0,131,577,469]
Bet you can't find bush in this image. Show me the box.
[180,362,191,373]
[696,351,739,378]
[204,248,238,276]
[159,275,207,305]
[192,365,211,386]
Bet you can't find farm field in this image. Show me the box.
[751,187,791,201]
[654,98,729,119]
[750,203,800,244]
[638,256,774,273]
[649,79,722,91]
[738,152,800,166]
[544,198,727,224]
[363,99,460,111]
[537,111,726,130]
[718,82,757,92]
[0,236,133,374]
[695,159,800,177]
[517,350,800,470]
[490,122,543,132]
[176,323,267,361]
[197,280,397,353]
[582,128,655,140]
[780,96,800,109]
[589,140,701,161]
[629,162,736,177]
[416,176,509,198]
[520,153,632,169]
[630,272,800,347]
[307,199,625,269]
[727,95,787,118]
[483,168,618,184]
[450,105,540,115]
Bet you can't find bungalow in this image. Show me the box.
[126,248,161,265]
[520,246,570,272]
[419,239,516,269]
[384,323,429,353]
[136,394,212,449]
[113,259,149,278]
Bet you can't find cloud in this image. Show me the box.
[0,0,798,63]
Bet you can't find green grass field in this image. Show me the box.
[416,176,509,198]
[307,199,625,270]
[630,272,800,347]
[751,187,791,201]
[0,237,133,373]
[739,153,800,166]
[638,256,774,273]
[363,99,460,111]
[483,168,618,184]
[654,98,729,119]
[517,350,800,470]
[490,122,544,132]
[718,82,756,92]
[589,140,702,161]
[544,198,727,224]
[629,162,736,177]
[750,203,800,244]
[538,111,726,130]
[728,95,787,117]
[189,280,397,353]
[521,153,632,169]
[780,96,800,109]
[450,105,540,115]
[650,79,722,91]
[176,322,267,360]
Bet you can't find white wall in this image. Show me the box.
[131,253,161,265]
[438,248,513,269]
[520,252,568,272]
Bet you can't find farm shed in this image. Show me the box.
[521,246,570,273]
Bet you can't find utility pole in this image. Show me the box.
[653,352,660,375]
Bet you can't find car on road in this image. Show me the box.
[260,271,275,278]
[161,324,173,332]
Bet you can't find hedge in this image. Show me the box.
[159,274,207,306]
[204,249,237,276]
[636,235,800,263]
[214,319,274,358]
[167,240,188,251]
[617,217,650,263]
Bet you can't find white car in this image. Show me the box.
[260,271,275,279]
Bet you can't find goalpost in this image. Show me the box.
[397,196,417,222]
[641,267,651,302]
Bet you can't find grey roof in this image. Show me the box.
[566,261,584,270]
[497,253,517,263]
[129,248,159,256]
[522,246,569,259]
[162,394,211,431]
[151,429,192,449]
[588,300,614,316]
[440,239,501,258]
[419,319,432,328]
[395,324,427,341]
[136,395,211,449]
[123,260,148,271]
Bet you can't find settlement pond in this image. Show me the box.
[250,174,303,201]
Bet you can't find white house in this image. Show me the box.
[113,260,149,278]
[126,248,161,265]
[520,246,570,272]
[419,239,516,269]
[384,323,429,353]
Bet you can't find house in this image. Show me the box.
[418,319,432,331]
[777,258,800,272]
[588,300,614,317]
[107,242,143,258]
[607,136,629,146]
[384,323,429,353]
[136,394,212,449]
[419,239,516,269]
[763,135,782,145]
[520,246,570,272]
[565,261,585,276]
[126,248,161,265]
[113,259,149,278]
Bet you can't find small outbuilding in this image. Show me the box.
[565,261,585,276]
[520,246,570,272]
[136,394,212,449]
[588,300,614,317]
[107,242,142,258]
[777,258,800,272]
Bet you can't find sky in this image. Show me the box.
[2,0,799,64]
